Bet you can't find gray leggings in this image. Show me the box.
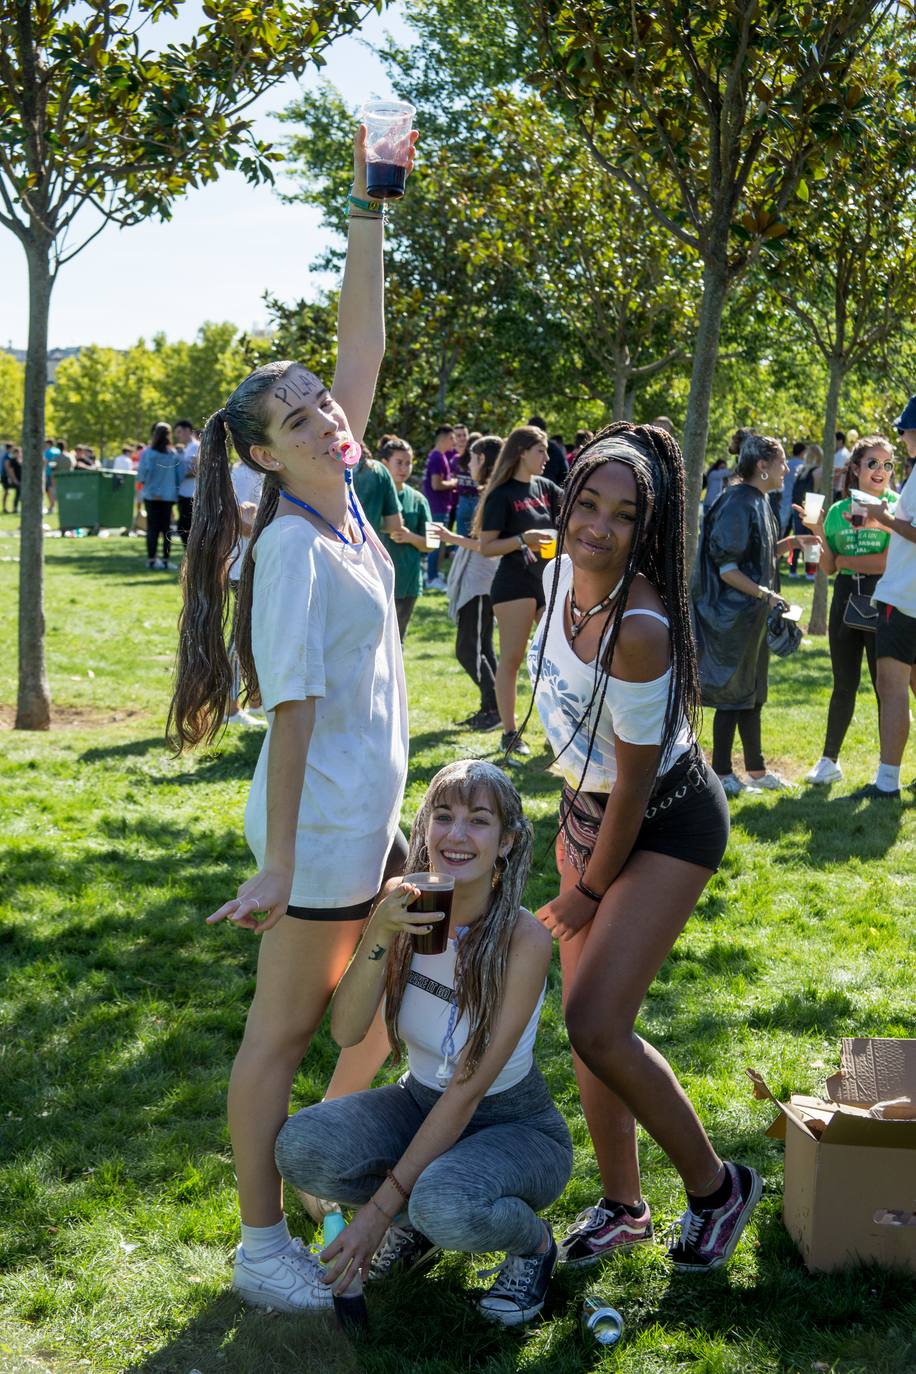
[275,1066,572,1256]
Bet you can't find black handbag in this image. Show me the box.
[843,585,878,632]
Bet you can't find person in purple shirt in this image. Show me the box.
[423,423,458,588]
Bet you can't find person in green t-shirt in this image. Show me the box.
[379,435,431,641]
[352,447,403,537]
[795,434,898,784]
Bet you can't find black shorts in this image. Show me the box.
[285,828,409,921]
[559,744,730,875]
[875,601,916,666]
[491,558,546,610]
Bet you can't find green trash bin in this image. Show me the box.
[57,470,136,532]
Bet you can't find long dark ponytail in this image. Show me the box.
[167,360,298,752]
[523,422,700,810]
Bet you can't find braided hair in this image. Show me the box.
[523,422,700,818]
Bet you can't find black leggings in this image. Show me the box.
[712,706,764,776]
[823,575,878,760]
[455,596,497,713]
[145,500,173,562]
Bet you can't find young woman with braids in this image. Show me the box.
[167,123,418,1313]
[274,760,571,1327]
[525,423,761,1274]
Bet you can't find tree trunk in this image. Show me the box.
[612,349,628,420]
[681,254,730,571]
[16,237,53,730]
[808,355,844,636]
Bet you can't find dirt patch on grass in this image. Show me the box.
[0,704,146,730]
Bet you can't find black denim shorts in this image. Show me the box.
[560,744,730,875]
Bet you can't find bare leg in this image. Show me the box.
[228,916,369,1227]
[493,597,537,734]
[876,656,912,767]
[563,850,723,1197]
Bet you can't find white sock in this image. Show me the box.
[240,1216,292,1261]
[874,764,901,792]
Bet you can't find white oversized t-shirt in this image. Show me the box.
[243,511,409,907]
[228,463,264,582]
[528,556,693,792]
[873,468,916,618]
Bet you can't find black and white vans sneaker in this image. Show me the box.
[368,1223,440,1281]
[667,1162,762,1272]
[477,1225,557,1327]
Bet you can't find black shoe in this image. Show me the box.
[842,783,901,801]
[500,730,530,757]
[666,1163,762,1272]
[477,709,502,731]
[457,710,483,728]
[477,1225,557,1326]
[368,1223,440,1281]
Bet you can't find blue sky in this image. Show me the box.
[0,3,413,352]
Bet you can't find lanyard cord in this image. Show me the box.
[280,471,367,548]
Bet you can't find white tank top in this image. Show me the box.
[397,938,546,1094]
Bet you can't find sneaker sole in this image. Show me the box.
[477,1247,558,1327]
[669,1168,763,1273]
[559,1232,656,1269]
[233,1282,333,1314]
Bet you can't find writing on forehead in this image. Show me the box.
[273,371,318,408]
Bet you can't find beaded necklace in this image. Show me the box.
[569,574,625,641]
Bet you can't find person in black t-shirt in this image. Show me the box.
[529,414,568,487]
[476,426,561,760]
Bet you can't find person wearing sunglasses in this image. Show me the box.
[795,435,898,785]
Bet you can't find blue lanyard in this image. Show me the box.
[280,472,367,548]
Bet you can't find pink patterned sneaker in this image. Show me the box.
[667,1162,762,1272]
[558,1198,654,1269]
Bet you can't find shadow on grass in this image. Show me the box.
[732,788,909,864]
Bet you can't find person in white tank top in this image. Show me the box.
[525,423,761,1277]
[274,761,572,1328]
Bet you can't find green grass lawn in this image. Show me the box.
[0,514,914,1374]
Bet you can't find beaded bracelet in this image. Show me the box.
[386,1168,411,1203]
[370,1195,396,1222]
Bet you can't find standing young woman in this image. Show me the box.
[526,423,761,1274]
[476,426,561,760]
[137,422,182,569]
[274,761,572,1326]
[799,435,899,785]
[168,123,417,1312]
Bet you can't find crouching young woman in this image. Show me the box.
[274,761,572,1326]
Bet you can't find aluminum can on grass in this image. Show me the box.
[581,1294,624,1347]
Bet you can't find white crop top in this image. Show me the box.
[398,938,546,1094]
[528,556,693,792]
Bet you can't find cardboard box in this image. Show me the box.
[748,1038,916,1274]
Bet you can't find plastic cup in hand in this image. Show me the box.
[360,99,415,200]
[803,492,825,523]
[807,541,822,565]
[539,531,558,560]
[404,873,453,955]
[425,524,441,551]
[850,495,869,528]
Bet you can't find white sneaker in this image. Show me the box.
[717,772,756,798]
[747,770,794,791]
[225,709,266,728]
[426,576,448,592]
[805,757,842,785]
[232,1237,333,1313]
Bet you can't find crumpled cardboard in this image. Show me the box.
[748,1038,916,1273]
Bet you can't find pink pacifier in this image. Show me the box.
[334,434,362,467]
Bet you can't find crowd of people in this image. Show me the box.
[158,124,916,1338]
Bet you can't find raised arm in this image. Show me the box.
[332,126,417,445]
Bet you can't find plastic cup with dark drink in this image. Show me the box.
[850,495,869,527]
[403,872,453,955]
[360,99,416,200]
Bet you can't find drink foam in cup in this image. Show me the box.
[360,99,416,200]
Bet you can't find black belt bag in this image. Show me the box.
[843,576,879,633]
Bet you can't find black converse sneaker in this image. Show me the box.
[477,1224,558,1326]
[368,1223,440,1281]
[667,1162,762,1272]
